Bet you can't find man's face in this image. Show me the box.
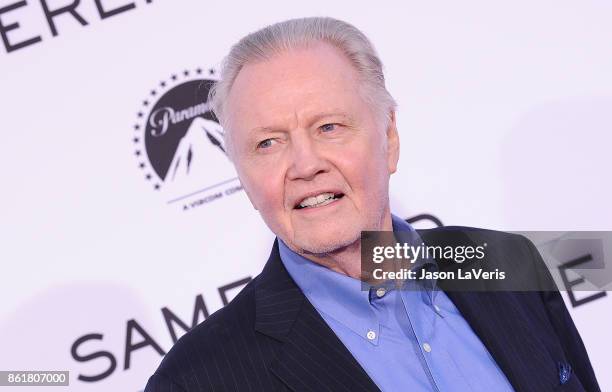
[226,42,399,255]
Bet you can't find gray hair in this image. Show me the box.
[208,16,397,158]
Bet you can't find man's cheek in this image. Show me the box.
[260,189,284,214]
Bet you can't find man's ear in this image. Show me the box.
[386,111,400,174]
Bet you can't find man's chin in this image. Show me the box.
[294,234,360,256]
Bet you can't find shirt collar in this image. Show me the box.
[278,214,439,340]
[390,215,439,299]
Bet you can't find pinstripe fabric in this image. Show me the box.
[145,230,600,392]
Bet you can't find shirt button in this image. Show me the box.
[422,342,432,352]
[376,288,386,298]
[366,330,377,340]
[434,304,441,313]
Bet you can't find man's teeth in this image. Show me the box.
[298,192,337,208]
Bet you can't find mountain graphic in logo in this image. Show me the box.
[165,117,236,197]
[132,68,242,210]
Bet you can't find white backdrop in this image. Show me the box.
[1,1,610,391]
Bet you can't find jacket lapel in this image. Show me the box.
[255,239,380,392]
[445,290,560,391]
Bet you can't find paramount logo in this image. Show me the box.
[131,68,243,211]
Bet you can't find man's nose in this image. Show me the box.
[286,135,328,181]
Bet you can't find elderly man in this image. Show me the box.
[145,17,599,392]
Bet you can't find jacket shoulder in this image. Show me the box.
[418,225,528,240]
[418,225,535,258]
[146,276,275,391]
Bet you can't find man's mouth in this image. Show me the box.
[295,192,344,209]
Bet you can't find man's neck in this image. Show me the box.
[298,211,394,280]
[303,239,363,279]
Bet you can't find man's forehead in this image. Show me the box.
[225,42,369,138]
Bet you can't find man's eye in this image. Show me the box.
[320,123,337,132]
[257,139,274,149]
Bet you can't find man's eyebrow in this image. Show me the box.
[249,111,354,133]
[249,125,277,134]
[307,111,354,126]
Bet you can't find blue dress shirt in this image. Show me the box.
[278,214,514,392]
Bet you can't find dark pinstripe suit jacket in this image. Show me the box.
[145,229,600,392]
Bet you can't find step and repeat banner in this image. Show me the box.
[1,1,610,391]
